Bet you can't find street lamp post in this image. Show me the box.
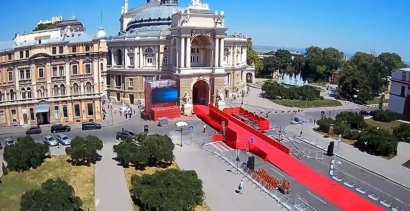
[236,149,240,175]
[180,127,183,147]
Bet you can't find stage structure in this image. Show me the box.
[144,80,180,121]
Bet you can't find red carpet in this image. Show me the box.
[195,105,382,211]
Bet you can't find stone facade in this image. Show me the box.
[0,27,107,126]
[105,0,255,109]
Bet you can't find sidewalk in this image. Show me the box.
[285,123,410,189]
[95,142,133,211]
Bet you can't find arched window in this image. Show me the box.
[27,87,32,99]
[9,89,15,101]
[38,86,46,98]
[60,84,66,96]
[85,82,92,94]
[144,48,154,66]
[21,88,26,99]
[53,85,59,97]
[107,49,112,65]
[73,83,80,95]
[224,47,229,63]
[116,49,123,65]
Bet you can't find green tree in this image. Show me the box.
[246,38,262,75]
[304,46,324,80]
[335,112,367,130]
[393,124,410,143]
[275,49,292,71]
[316,118,335,133]
[378,52,407,73]
[337,63,372,104]
[131,169,204,211]
[356,128,398,156]
[65,136,103,165]
[3,136,49,172]
[138,134,174,165]
[20,178,82,211]
[371,110,399,122]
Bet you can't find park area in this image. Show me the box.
[0,156,95,211]
[272,99,342,108]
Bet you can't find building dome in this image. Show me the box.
[97,27,107,39]
[125,1,181,33]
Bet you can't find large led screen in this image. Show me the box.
[152,88,178,104]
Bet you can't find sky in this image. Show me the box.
[1,0,409,62]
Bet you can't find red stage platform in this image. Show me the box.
[151,106,180,121]
[195,105,382,211]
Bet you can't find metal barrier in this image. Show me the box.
[203,142,316,211]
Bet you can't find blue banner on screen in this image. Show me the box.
[152,88,178,104]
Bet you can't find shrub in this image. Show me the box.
[20,178,82,211]
[65,135,103,165]
[333,121,350,135]
[371,110,399,122]
[262,81,321,101]
[131,169,203,211]
[317,118,334,133]
[3,136,49,172]
[335,112,367,130]
[393,124,410,143]
[343,130,361,140]
[355,128,398,156]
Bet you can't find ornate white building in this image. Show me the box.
[105,0,255,107]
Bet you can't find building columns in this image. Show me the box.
[180,37,185,68]
[219,38,224,67]
[139,47,143,68]
[186,37,191,68]
[214,37,219,67]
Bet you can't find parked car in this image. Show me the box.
[116,130,137,141]
[43,136,58,146]
[51,124,71,133]
[26,126,42,135]
[359,110,370,116]
[82,122,102,130]
[4,138,16,146]
[56,134,71,145]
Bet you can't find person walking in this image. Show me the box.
[203,124,207,133]
[237,180,244,194]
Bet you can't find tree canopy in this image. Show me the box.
[355,128,398,156]
[131,169,204,211]
[65,135,103,165]
[3,136,49,172]
[114,134,174,167]
[246,38,262,74]
[393,124,410,143]
[262,81,321,101]
[20,178,82,211]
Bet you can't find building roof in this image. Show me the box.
[398,68,410,72]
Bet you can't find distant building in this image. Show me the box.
[389,68,410,120]
[0,21,107,126]
[35,16,85,32]
[105,0,255,106]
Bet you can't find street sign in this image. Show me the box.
[250,137,255,144]
[188,125,194,131]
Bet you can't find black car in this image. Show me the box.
[116,130,137,141]
[26,126,42,135]
[359,110,370,116]
[82,122,102,130]
[51,124,71,133]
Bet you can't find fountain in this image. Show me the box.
[279,72,308,87]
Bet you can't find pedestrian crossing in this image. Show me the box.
[210,141,234,153]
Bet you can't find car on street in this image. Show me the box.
[56,134,71,145]
[51,124,71,133]
[359,110,370,116]
[26,126,42,135]
[43,136,58,146]
[81,122,102,130]
[116,130,137,141]
[4,138,16,146]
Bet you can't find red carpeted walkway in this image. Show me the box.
[195,105,382,211]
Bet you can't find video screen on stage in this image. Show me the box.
[152,87,178,104]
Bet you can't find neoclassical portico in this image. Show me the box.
[105,0,255,108]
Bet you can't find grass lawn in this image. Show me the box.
[272,99,342,108]
[0,156,95,211]
[365,98,389,105]
[365,119,401,134]
[124,162,210,211]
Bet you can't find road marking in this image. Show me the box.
[270,168,285,177]
[307,191,328,204]
[95,198,100,206]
